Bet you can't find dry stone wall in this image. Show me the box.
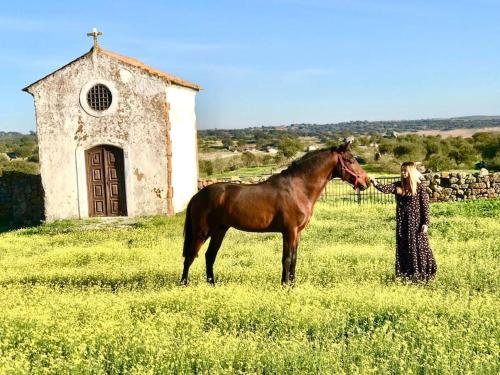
[0,172,44,228]
[423,170,499,202]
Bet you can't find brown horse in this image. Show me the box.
[181,140,370,285]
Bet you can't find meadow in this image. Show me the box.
[0,199,498,374]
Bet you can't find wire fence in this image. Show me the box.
[320,176,399,206]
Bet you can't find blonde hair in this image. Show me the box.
[397,162,423,196]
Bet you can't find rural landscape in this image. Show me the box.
[1,0,500,373]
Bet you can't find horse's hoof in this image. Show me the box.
[180,278,188,286]
[207,277,215,286]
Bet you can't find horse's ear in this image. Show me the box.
[338,137,354,153]
[330,146,338,153]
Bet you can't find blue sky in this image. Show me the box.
[1,0,499,132]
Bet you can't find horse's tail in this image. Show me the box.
[182,199,194,258]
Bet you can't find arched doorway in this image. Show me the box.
[85,145,127,217]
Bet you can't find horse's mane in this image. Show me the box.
[270,147,334,180]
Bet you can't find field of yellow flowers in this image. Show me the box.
[0,199,498,374]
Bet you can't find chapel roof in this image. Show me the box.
[23,46,202,93]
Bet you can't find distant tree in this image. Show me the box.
[448,143,476,167]
[199,160,214,176]
[12,144,33,158]
[221,137,233,149]
[427,154,453,171]
[393,144,412,158]
[378,139,395,154]
[278,137,303,159]
[485,155,500,170]
[241,152,258,167]
[423,138,440,158]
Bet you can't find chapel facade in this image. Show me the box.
[23,30,201,221]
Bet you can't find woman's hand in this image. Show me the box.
[421,225,428,234]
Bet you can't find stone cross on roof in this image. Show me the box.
[87,28,103,48]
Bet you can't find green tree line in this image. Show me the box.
[0,132,39,175]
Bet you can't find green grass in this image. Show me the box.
[0,200,498,374]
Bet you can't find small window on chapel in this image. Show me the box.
[86,84,112,111]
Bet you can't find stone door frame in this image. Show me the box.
[75,142,133,218]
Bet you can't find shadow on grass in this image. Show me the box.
[1,270,182,292]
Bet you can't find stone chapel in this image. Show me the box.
[23,30,201,221]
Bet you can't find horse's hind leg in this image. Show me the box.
[180,236,206,285]
[205,227,228,285]
[289,232,301,283]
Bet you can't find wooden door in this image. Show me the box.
[85,145,127,217]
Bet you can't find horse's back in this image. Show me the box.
[194,182,281,231]
[197,182,276,204]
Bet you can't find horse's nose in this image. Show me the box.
[364,176,372,188]
[359,178,370,191]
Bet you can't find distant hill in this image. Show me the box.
[0,131,35,139]
[200,116,500,139]
[450,115,500,121]
[286,117,500,135]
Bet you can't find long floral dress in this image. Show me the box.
[375,181,437,281]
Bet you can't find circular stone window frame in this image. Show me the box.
[79,79,118,117]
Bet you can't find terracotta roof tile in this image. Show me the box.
[23,46,201,92]
[97,47,201,91]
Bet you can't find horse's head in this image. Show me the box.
[331,139,370,191]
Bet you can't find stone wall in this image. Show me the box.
[198,175,270,190]
[0,172,44,228]
[423,170,499,202]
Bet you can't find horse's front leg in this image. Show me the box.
[281,229,298,286]
[205,227,228,285]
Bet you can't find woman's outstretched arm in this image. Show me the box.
[370,178,397,194]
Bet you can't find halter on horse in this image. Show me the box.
[336,152,368,190]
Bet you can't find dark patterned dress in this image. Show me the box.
[375,181,437,281]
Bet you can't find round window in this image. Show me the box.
[86,84,112,111]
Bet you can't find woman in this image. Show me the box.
[370,162,437,281]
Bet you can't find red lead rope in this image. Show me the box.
[336,153,367,189]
